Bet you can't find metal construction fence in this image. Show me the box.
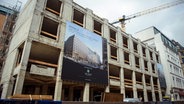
[0,100,184,104]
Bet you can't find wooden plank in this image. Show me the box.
[136,64,140,68]
[146,83,151,86]
[110,38,116,43]
[111,55,117,59]
[73,20,83,27]
[124,79,132,82]
[46,7,60,15]
[94,30,102,35]
[134,50,138,53]
[109,76,120,80]
[136,81,142,84]
[41,31,57,39]
[9,94,52,100]
[123,44,128,48]
[124,60,130,64]
[29,59,58,68]
[102,92,123,102]
[124,82,133,86]
[145,68,148,71]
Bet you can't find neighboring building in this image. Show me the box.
[135,26,184,101]
[172,40,184,88]
[0,3,20,86]
[0,0,162,102]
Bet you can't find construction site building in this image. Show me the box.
[135,27,184,101]
[0,0,162,102]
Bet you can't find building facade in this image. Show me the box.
[135,26,184,100]
[172,40,184,98]
[1,0,162,102]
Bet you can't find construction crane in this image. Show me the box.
[111,0,184,31]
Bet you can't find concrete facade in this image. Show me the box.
[135,26,184,101]
[1,0,162,102]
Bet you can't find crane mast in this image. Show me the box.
[111,0,184,31]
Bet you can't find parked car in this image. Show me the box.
[123,98,141,102]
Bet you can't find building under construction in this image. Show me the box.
[0,0,163,102]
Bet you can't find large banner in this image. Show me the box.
[61,21,108,85]
[156,63,166,88]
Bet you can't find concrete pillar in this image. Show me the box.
[85,8,93,31]
[120,68,125,97]
[138,39,142,56]
[62,0,73,22]
[145,44,149,60]
[142,74,148,101]
[132,71,137,98]
[54,51,64,101]
[69,87,74,101]
[151,76,156,101]
[42,85,48,95]
[54,77,63,101]
[83,83,90,102]
[102,19,109,39]
[1,81,15,98]
[13,40,32,95]
[157,78,162,101]
[13,70,26,95]
[129,36,135,67]
[117,27,123,64]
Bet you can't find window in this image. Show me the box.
[73,9,84,27]
[16,48,23,66]
[182,58,184,64]
[110,46,117,60]
[173,76,175,86]
[144,60,148,71]
[123,36,128,48]
[124,51,129,64]
[110,29,116,43]
[170,64,172,72]
[109,64,120,80]
[142,47,146,57]
[152,63,155,73]
[41,17,59,40]
[133,42,138,53]
[93,20,102,35]
[46,0,61,16]
[135,56,140,68]
[150,51,153,60]
[145,75,151,86]
[156,55,159,62]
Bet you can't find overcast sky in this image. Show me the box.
[1,0,184,46]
